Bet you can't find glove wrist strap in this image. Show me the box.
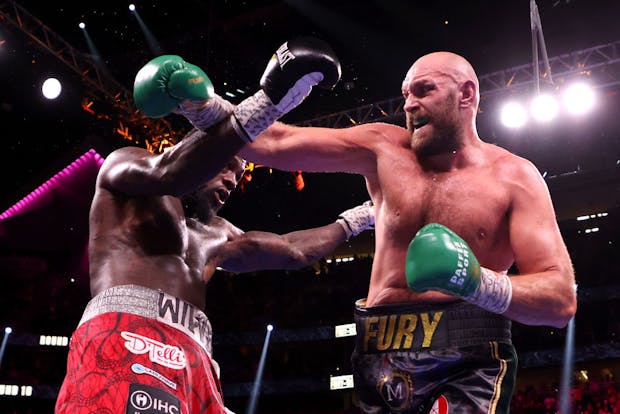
[335,218,353,241]
[233,90,282,142]
[466,268,512,315]
[177,94,234,131]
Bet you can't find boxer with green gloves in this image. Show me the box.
[234,49,576,413]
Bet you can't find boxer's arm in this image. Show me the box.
[215,223,348,273]
[501,157,577,328]
[98,121,245,196]
[215,202,374,273]
[239,121,388,176]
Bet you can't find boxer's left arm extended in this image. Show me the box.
[215,202,374,273]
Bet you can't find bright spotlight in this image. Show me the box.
[129,4,136,12]
[266,324,274,332]
[563,82,595,115]
[78,22,86,29]
[500,101,527,128]
[4,327,12,334]
[42,77,62,100]
[531,93,559,123]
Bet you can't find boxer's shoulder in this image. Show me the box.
[196,216,243,239]
[482,143,545,190]
[348,122,409,146]
[102,146,148,165]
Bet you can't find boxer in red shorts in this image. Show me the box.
[55,38,375,413]
[57,287,226,414]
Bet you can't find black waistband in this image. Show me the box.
[354,298,511,353]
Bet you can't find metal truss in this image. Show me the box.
[300,40,620,128]
[0,0,180,152]
[3,0,620,140]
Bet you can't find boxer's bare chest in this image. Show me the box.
[378,163,514,269]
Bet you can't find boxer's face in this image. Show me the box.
[402,58,466,157]
[183,156,246,221]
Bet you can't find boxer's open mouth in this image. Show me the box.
[413,118,429,129]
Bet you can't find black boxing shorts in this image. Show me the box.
[351,299,517,414]
[55,284,230,414]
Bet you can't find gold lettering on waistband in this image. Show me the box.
[420,311,443,347]
[392,314,418,350]
[376,315,398,351]
[363,311,445,351]
[364,316,380,352]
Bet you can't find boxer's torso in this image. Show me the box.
[364,125,519,306]
[88,187,234,310]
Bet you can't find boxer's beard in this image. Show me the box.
[182,189,216,223]
[410,92,463,157]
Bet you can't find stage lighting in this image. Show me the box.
[266,324,274,332]
[531,93,559,123]
[500,101,527,128]
[42,77,62,100]
[563,82,595,115]
[1,327,13,369]
[78,22,86,29]
[129,4,136,12]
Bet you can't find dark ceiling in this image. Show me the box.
[1,0,619,249]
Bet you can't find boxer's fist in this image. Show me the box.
[336,201,375,240]
[406,223,512,314]
[260,36,341,107]
[133,55,215,118]
[232,37,341,142]
[405,223,481,297]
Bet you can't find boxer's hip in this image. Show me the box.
[353,298,511,353]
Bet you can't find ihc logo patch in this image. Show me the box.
[376,371,413,412]
[428,395,449,414]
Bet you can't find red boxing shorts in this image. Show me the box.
[55,284,230,414]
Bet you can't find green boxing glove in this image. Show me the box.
[133,55,215,118]
[405,223,512,314]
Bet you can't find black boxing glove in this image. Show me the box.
[232,37,341,142]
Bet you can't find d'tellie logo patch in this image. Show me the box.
[121,331,186,370]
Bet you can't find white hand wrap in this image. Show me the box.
[232,72,323,142]
[336,201,375,240]
[466,268,512,314]
[176,94,234,131]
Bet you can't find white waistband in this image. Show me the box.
[79,284,213,355]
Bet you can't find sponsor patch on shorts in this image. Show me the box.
[121,331,187,369]
[376,371,413,412]
[429,395,449,414]
[126,383,180,414]
[131,363,177,390]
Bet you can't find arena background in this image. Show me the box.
[1,0,619,413]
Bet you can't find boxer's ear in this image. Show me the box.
[459,80,476,109]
